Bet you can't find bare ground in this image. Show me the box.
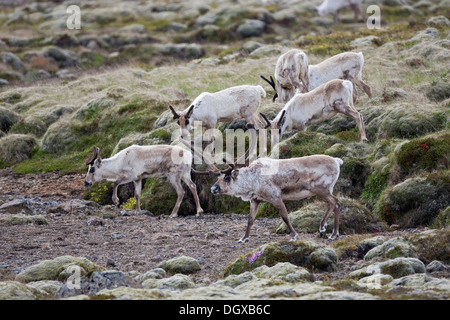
[0,168,423,284]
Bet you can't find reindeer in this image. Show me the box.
[261,49,372,104]
[197,155,343,243]
[168,85,266,140]
[260,79,368,143]
[316,0,367,24]
[191,124,342,242]
[84,145,203,217]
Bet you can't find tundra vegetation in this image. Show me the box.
[0,0,449,300]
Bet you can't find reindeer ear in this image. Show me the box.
[186,105,194,118]
[278,110,287,127]
[169,105,180,119]
[95,157,102,167]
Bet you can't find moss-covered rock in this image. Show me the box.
[406,229,450,264]
[0,106,21,132]
[431,206,450,228]
[15,256,104,283]
[275,198,388,236]
[142,274,196,290]
[40,119,79,154]
[83,180,115,205]
[375,171,450,227]
[10,105,74,137]
[0,281,37,300]
[252,262,314,282]
[349,257,425,280]
[395,132,450,177]
[275,131,340,160]
[91,286,173,300]
[223,241,337,276]
[0,214,48,226]
[157,256,201,275]
[0,133,36,167]
[364,103,447,140]
[364,238,417,261]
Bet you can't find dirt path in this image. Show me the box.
[1,169,341,283]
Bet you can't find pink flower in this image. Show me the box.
[248,251,262,264]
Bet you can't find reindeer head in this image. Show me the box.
[260,111,287,136]
[84,146,102,187]
[210,164,239,195]
[169,105,194,137]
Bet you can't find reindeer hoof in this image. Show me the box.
[328,234,339,241]
[237,238,249,244]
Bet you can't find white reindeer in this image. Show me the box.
[317,0,366,23]
[260,79,368,142]
[168,85,266,139]
[84,145,203,217]
[261,49,372,104]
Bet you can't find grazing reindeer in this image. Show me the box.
[261,49,372,103]
[84,145,203,217]
[316,0,366,23]
[168,85,266,140]
[203,155,343,242]
[260,79,368,142]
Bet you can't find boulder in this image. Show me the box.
[349,257,425,279]
[0,198,32,215]
[275,198,387,236]
[364,237,417,261]
[157,256,201,274]
[375,172,449,228]
[142,273,196,290]
[236,19,265,38]
[91,286,173,300]
[0,134,36,167]
[223,241,338,276]
[40,119,78,154]
[1,52,22,70]
[0,281,36,300]
[26,280,64,299]
[0,214,48,226]
[252,262,313,282]
[15,256,103,283]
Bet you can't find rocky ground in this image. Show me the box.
[0,169,448,300]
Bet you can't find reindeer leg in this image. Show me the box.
[133,179,142,214]
[335,100,368,143]
[182,174,203,217]
[355,77,373,99]
[112,181,120,207]
[168,174,185,218]
[238,199,261,243]
[318,194,340,240]
[273,198,298,241]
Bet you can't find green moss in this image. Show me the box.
[407,229,450,264]
[277,131,340,160]
[83,180,114,205]
[430,206,450,229]
[361,169,390,201]
[396,132,450,176]
[375,170,450,227]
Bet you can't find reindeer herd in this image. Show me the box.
[84,49,372,243]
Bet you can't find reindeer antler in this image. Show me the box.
[260,75,279,102]
[85,146,99,166]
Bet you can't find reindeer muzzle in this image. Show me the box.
[211,184,221,195]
